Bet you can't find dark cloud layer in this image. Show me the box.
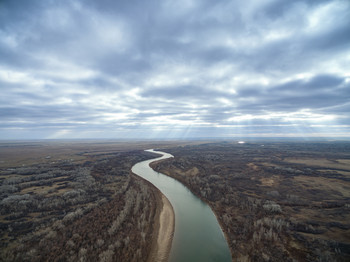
[0,0,349,139]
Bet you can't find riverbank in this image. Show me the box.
[132,173,175,262]
[151,142,350,261]
[150,162,233,259]
[139,150,231,262]
[147,191,175,262]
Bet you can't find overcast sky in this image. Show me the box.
[1,0,349,140]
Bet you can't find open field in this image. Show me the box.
[152,141,350,261]
[0,140,184,261]
[0,140,203,169]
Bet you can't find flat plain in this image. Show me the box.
[1,140,349,262]
[152,141,350,261]
[0,140,190,261]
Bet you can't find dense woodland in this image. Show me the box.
[0,148,161,262]
[152,141,350,262]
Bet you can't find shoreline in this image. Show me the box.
[209,203,234,260]
[132,173,175,262]
[155,194,175,262]
[149,165,234,260]
[146,191,175,262]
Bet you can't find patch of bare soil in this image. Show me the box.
[148,194,175,262]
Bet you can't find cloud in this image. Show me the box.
[0,0,349,139]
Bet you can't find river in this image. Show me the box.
[131,149,232,262]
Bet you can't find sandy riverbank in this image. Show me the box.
[147,193,175,262]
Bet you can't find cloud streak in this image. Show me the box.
[0,0,349,139]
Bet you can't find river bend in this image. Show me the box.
[132,149,231,262]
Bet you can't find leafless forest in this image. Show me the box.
[0,141,174,262]
[1,140,349,262]
[152,141,350,262]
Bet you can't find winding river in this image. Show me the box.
[132,149,232,262]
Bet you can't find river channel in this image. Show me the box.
[132,149,232,262]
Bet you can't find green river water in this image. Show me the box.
[132,149,232,262]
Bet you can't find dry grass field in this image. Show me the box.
[0,140,197,168]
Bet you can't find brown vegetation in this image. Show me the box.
[0,141,177,262]
[152,141,350,262]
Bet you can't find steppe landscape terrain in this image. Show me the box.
[152,141,350,261]
[0,140,186,261]
[1,0,349,261]
[1,140,349,261]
